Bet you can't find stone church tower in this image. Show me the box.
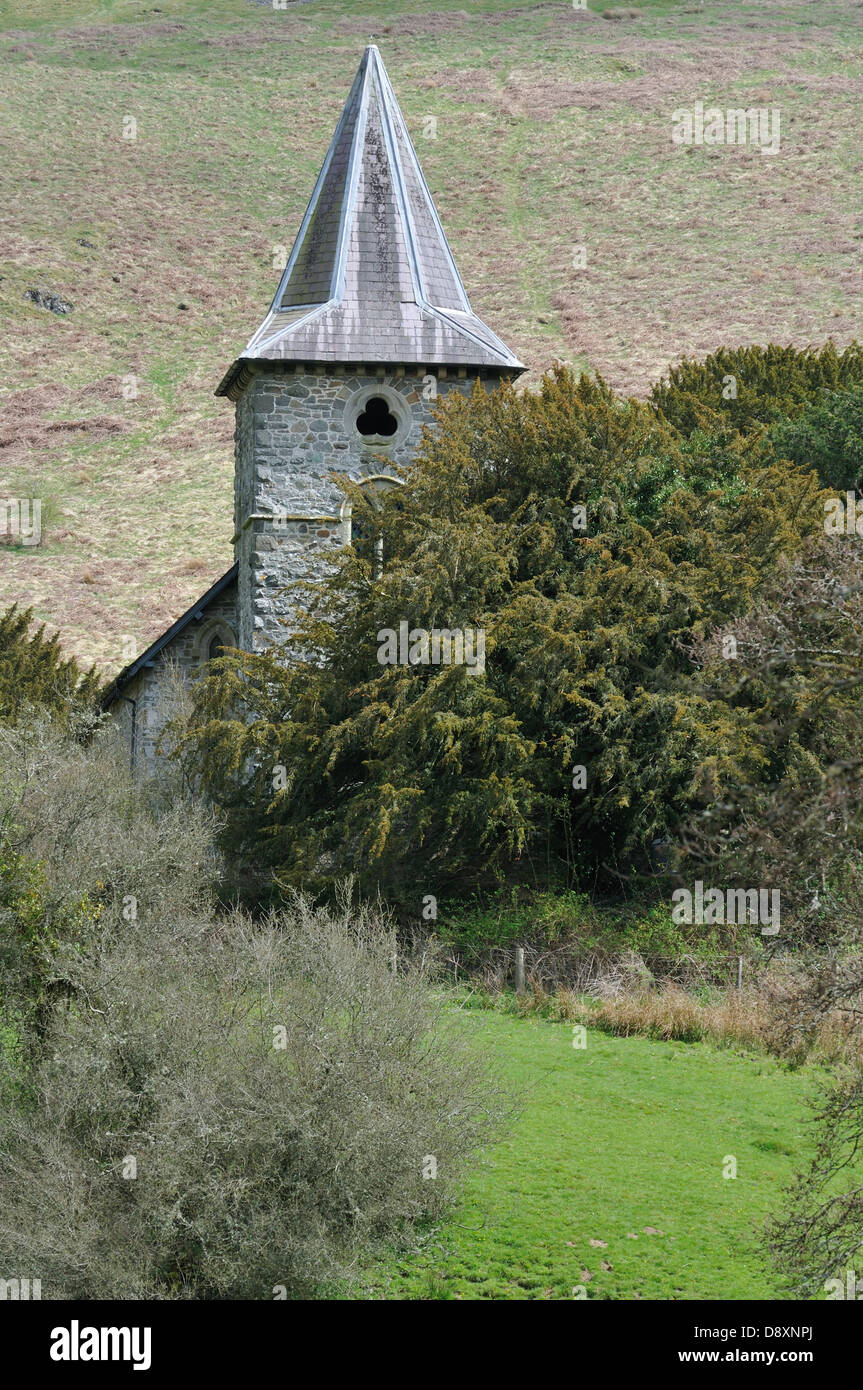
[105,46,524,770]
[218,43,523,650]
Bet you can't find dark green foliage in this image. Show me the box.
[0,604,100,723]
[651,340,863,437]
[772,385,863,492]
[436,886,724,957]
[181,366,824,906]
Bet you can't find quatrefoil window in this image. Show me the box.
[355,395,399,439]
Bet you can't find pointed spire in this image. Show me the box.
[217,46,523,395]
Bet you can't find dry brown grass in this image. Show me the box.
[557,985,765,1048]
[505,974,863,1064]
[1,0,861,668]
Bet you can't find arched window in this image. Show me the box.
[340,475,404,578]
[195,621,236,668]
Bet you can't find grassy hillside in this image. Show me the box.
[1,0,861,669]
[363,1011,823,1300]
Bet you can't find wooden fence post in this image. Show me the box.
[736,955,743,995]
[515,946,526,996]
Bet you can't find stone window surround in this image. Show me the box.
[342,383,413,449]
[192,617,237,666]
[231,473,404,549]
[339,473,404,546]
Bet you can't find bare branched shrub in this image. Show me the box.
[0,713,217,928]
[680,535,863,947]
[766,1071,863,1298]
[678,535,863,1293]
[0,727,509,1299]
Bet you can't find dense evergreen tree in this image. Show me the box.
[0,605,100,725]
[181,366,824,903]
[771,384,863,493]
[651,340,863,437]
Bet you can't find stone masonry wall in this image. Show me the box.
[111,365,504,776]
[233,368,484,651]
[112,582,238,778]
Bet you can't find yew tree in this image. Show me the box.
[181,366,824,904]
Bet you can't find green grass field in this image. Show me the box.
[362,1011,822,1300]
[1,0,861,672]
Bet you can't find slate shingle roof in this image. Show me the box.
[216,45,524,396]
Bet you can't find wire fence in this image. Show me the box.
[442,942,758,997]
